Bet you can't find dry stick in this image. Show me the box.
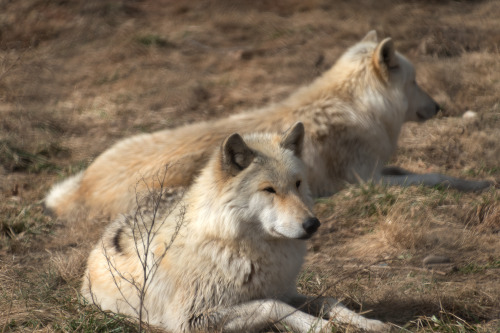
[132,166,185,331]
[94,165,184,333]
[343,263,449,276]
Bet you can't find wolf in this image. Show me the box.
[81,123,389,332]
[46,30,492,221]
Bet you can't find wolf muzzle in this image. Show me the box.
[302,217,321,236]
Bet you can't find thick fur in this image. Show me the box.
[46,30,491,221]
[82,124,388,332]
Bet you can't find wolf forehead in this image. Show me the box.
[236,133,305,171]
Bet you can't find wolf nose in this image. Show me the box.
[434,102,441,114]
[302,217,321,235]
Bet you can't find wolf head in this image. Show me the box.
[193,122,320,241]
[366,31,440,122]
[328,30,440,123]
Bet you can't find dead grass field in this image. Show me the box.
[1,0,499,332]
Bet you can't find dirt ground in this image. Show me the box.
[1,0,499,332]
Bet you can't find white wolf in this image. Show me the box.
[46,30,492,221]
[82,123,389,332]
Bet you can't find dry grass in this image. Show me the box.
[309,183,500,331]
[1,0,499,332]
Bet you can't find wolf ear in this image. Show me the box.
[221,133,255,176]
[361,30,378,43]
[373,37,399,81]
[280,122,305,157]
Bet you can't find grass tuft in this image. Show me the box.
[0,140,64,173]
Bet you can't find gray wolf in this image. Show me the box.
[46,30,491,221]
[81,123,389,332]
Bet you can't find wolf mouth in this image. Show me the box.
[270,228,311,240]
[416,111,428,121]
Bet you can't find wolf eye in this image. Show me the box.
[296,180,301,189]
[263,187,276,194]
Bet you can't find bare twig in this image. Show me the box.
[89,165,185,332]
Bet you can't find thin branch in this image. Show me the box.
[88,165,185,332]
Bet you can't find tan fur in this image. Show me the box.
[82,125,388,332]
[46,30,491,221]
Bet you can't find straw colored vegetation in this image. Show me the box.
[1,0,499,331]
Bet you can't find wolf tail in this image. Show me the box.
[44,171,84,219]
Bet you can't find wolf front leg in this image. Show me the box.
[195,299,331,333]
[288,294,390,332]
[379,168,493,192]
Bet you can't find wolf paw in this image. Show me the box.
[321,318,390,333]
[363,319,391,332]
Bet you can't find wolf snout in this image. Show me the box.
[417,101,440,121]
[302,217,321,235]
